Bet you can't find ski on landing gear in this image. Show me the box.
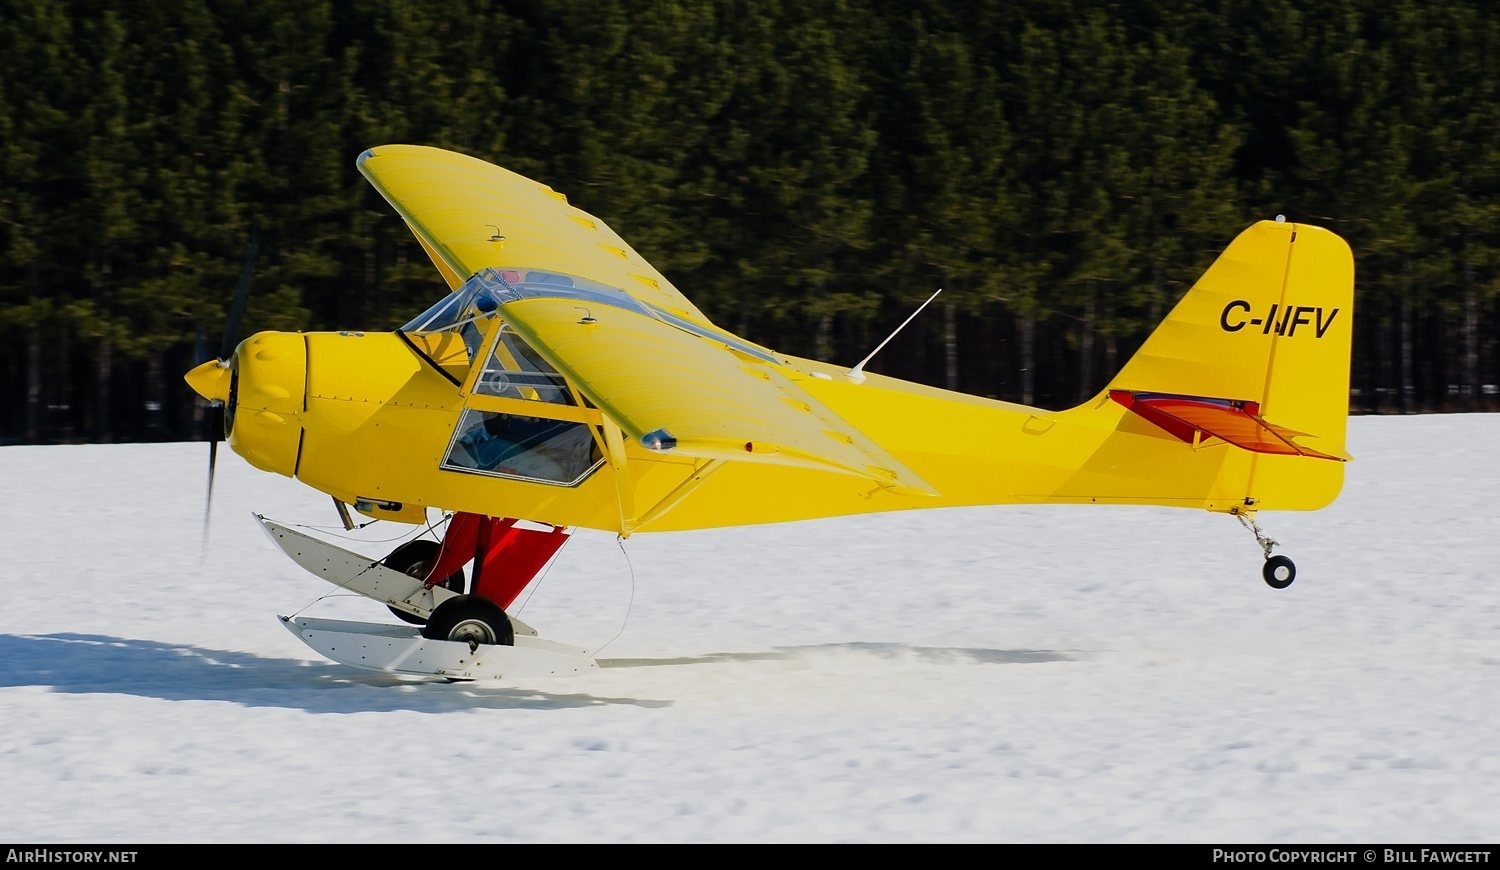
[279,615,597,681]
[257,512,598,681]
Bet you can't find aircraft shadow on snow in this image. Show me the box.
[0,633,1075,712]
[599,642,1076,669]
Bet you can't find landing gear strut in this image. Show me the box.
[1237,513,1296,589]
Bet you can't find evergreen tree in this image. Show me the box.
[870,4,1010,391]
[503,0,737,323]
[0,0,90,439]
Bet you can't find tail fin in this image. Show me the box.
[1104,219,1354,510]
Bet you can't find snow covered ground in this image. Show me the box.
[1,413,1496,843]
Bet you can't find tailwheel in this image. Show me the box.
[381,539,465,625]
[1262,554,1296,589]
[422,594,515,649]
[1236,512,1296,590]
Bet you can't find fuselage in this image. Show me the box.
[185,324,1334,536]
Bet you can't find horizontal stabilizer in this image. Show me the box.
[1110,390,1348,462]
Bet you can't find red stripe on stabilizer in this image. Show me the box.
[1109,390,1344,461]
[423,512,573,609]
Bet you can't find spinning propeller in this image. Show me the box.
[187,227,258,556]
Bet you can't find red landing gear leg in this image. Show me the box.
[420,513,573,646]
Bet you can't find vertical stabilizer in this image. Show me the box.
[1104,220,1354,510]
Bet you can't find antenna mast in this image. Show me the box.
[846,288,943,383]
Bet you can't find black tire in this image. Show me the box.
[381,539,465,625]
[422,594,515,647]
[1262,554,1296,589]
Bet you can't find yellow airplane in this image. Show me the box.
[185,144,1353,681]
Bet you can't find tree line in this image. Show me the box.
[2,0,1497,445]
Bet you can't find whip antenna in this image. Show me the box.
[847,288,942,383]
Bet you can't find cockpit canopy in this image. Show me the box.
[402,267,653,340]
[400,268,621,487]
[402,266,779,367]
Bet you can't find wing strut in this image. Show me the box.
[622,459,727,537]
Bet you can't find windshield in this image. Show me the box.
[400,266,781,377]
[401,267,653,336]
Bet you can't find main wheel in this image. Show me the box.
[1262,554,1296,589]
[422,594,515,647]
[381,539,465,625]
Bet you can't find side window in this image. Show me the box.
[472,328,575,406]
[443,320,602,486]
[445,409,599,485]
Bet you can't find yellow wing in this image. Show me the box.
[357,144,709,323]
[358,146,936,496]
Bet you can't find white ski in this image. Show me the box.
[280,615,598,681]
[255,514,597,680]
[254,514,538,636]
